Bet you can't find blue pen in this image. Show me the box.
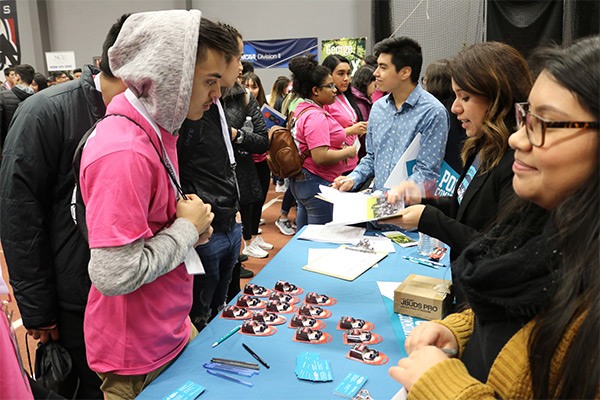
[212,325,241,348]
[403,256,439,269]
[404,255,443,267]
[207,369,254,387]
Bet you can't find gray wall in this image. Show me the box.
[15,0,372,92]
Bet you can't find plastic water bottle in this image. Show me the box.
[418,233,434,256]
[243,116,253,131]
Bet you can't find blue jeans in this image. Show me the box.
[190,223,242,331]
[289,169,333,229]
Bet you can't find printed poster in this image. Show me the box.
[242,37,318,69]
[321,37,367,76]
[0,0,20,79]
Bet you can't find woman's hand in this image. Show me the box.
[389,346,451,391]
[387,181,423,205]
[384,204,425,230]
[404,321,457,355]
[346,121,368,136]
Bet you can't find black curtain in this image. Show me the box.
[487,1,563,58]
[571,0,599,39]
[372,0,392,45]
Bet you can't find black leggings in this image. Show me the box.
[241,161,270,240]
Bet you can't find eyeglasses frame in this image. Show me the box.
[515,102,599,147]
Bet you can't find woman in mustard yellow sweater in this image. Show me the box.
[389,35,599,399]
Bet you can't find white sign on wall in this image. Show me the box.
[45,51,76,71]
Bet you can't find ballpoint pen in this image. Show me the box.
[212,325,241,348]
[242,343,270,369]
[402,256,439,269]
[207,369,253,387]
[403,255,444,267]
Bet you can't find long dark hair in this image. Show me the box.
[527,35,599,399]
[242,72,267,106]
[448,42,532,172]
[322,54,364,121]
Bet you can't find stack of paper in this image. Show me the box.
[302,245,388,281]
[295,352,333,382]
[316,185,404,226]
[297,224,366,244]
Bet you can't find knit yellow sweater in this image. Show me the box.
[407,309,585,399]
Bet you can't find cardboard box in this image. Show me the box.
[394,274,452,320]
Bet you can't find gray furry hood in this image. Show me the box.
[108,9,201,134]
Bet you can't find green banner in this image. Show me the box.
[321,37,367,76]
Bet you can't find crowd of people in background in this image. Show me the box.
[0,7,598,400]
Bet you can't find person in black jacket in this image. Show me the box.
[0,64,35,150]
[387,42,532,311]
[0,15,128,399]
[177,23,263,331]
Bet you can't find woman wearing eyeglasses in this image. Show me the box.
[389,35,599,400]
[287,55,357,229]
[387,42,531,310]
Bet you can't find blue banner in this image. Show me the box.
[242,37,318,69]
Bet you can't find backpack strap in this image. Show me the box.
[288,107,312,161]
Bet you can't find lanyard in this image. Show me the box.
[124,90,183,200]
[124,90,204,275]
[336,94,357,125]
[216,99,237,166]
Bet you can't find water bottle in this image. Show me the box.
[243,116,253,131]
[418,233,434,256]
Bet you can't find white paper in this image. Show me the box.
[302,246,387,281]
[364,236,396,253]
[384,133,421,189]
[377,281,402,301]
[184,248,205,275]
[297,224,365,244]
[307,248,335,263]
[391,387,408,400]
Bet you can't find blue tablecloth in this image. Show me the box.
[138,229,451,400]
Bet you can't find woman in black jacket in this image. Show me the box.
[222,80,270,259]
[387,42,532,310]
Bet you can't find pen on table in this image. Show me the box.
[402,256,439,269]
[404,255,443,267]
[207,369,253,387]
[212,325,241,348]
[242,343,270,369]
[211,358,260,370]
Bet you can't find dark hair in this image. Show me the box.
[526,35,599,400]
[288,54,330,99]
[32,73,48,91]
[73,68,82,74]
[242,72,267,106]
[209,22,242,64]
[423,59,452,101]
[448,42,531,172]
[373,36,422,84]
[14,64,35,85]
[322,54,364,121]
[242,61,254,75]
[100,14,129,78]
[351,65,375,97]
[269,75,290,108]
[3,67,14,76]
[362,54,377,68]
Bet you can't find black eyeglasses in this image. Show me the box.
[318,83,337,91]
[515,102,599,147]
